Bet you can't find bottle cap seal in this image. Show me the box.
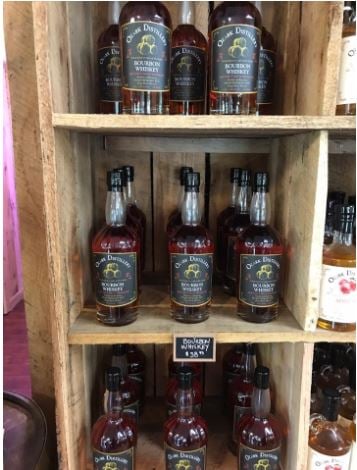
[240,169,251,186]
[180,167,193,185]
[105,367,121,391]
[253,172,269,191]
[178,365,193,389]
[322,388,341,421]
[230,168,242,183]
[185,172,200,191]
[107,169,123,191]
[254,366,270,389]
[122,165,134,182]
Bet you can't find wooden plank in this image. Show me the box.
[271,131,328,331]
[52,114,356,136]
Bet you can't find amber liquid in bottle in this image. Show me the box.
[256,26,276,115]
[318,205,356,332]
[92,171,139,326]
[170,1,207,115]
[92,368,137,470]
[167,166,193,239]
[97,2,122,114]
[169,172,214,323]
[164,367,208,469]
[236,172,283,323]
[119,1,172,114]
[237,366,283,469]
[336,2,356,115]
[209,1,262,115]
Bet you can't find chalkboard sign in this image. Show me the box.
[173,335,216,362]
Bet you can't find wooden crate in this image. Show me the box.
[4,1,355,469]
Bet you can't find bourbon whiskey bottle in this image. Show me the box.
[119,1,172,114]
[92,367,137,470]
[166,365,203,416]
[166,166,193,239]
[223,343,244,409]
[256,27,276,115]
[97,2,122,114]
[92,170,139,326]
[237,366,283,468]
[170,1,207,115]
[223,169,252,295]
[164,368,208,469]
[209,1,262,114]
[336,1,356,115]
[236,172,283,323]
[169,172,214,323]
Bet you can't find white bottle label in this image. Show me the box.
[308,447,351,469]
[337,35,357,105]
[319,265,356,323]
[350,442,357,469]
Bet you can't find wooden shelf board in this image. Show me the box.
[68,286,356,345]
[53,114,356,137]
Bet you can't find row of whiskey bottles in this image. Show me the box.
[97,1,275,115]
[91,343,284,470]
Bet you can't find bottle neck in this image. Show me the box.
[250,190,270,226]
[237,185,252,213]
[125,181,136,206]
[182,190,201,226]
[242,352,256,381]
[106,389,123,415]
[108,1,121,24]
[252,386,271,418]
[179,1,195,25]
[112,354,128,378]
[176,386,194,417]
[333,220,354,246]
[231,181,240,207]
[106,190,126,226]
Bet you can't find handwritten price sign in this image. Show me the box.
[173,335,216,362]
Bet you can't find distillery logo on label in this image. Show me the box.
[165,444,206,470]
[97,46,122,102]
[239,444,281,470]
[171,46,206,101]
[92,447,134,470]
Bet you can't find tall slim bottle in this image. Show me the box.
[119,2,172,114]
[167,166,193,238]
[170,1,207,114]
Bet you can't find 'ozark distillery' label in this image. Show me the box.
[239,254,281,307]
[93,252,137,307]
[170,253,213,307]
[165,444,206,470]
[337,35,357,105]
[307,447,351,469]
[239,444,281,470]
[93,447,134,470]
[121,21,171,92]
[257,48,275,104]
[97,46,122,102]
[170,46,206,101]
[319,264,356,324]
[211,24,261,93]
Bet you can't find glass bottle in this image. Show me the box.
[216,168,241,275]
[122,165,147,271]
[317,346,350,399]
[338,361,356,430]
[164,367,208,469]
[97,2,122,114]
[222,343,244,410]
[127,344,146,409]
[167,166,193,239]
[168,355,203,384]
[318,204,356,331]
[223,169,252,295]
[350,414,356,469]
[236,172,283,323]
[92,367,137,469]
[169,172,214,323]
[308,389,352,469]
[324,191,346,245]
[311,371,323,416]
[92,170,139,326]
[336,1,356,115]
[119,1,172,114]
[237,366,283,469]
[166,365,203,416]
[256,26,276,115]
[229,343,257,453]
[209,1,262,115]
[170,1,207,115]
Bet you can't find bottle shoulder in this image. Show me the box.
[224,212,250,233]
[209,1,262,31]
[98,24,119,47]
[120,1,172,28]
[92,224,139,252]
[92,413,137,450]
[170,224,214,250]
[237,224,283,249]
[309,422,352,454]
[323,243,356,265]
[172,24,208,49]
[164,415,208,445]
[261,27,275,51]
[240,414,283,448]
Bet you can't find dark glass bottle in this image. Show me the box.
[164,368,208,469]
[167,166,193,239]
[223,169,252,295]
[236,172,283,323]
[324,191,346,245]
[216,168,241,275]
[169,172,214,323]
[127,345,146,409]
[316,346,350,399]
[122,166,147,271]
[119,1,172,114]
[166,365,203,416]
[92,170,139,326]
[229,343,257,453]
[168,355,203,384]
[209,1,262,115]
[257,27,276,115]
[236,366,283,468]
[170,1,207,115]
[92,368,137,470]
[223,343,244,409]
[97,2,122,114]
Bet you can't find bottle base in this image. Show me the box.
[237,307,279,323]
[171,307,209,324]
[96,309,138,326]
[317,318,356,332]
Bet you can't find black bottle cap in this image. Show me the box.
[185,172,200,191]
[122,165,134,182]
[178,366,193,389]
[105,367,121,391]
[253,172,269,192]
[113,344,127,356]
[239,169,251,186]
[322,388,340,421]
[180,166,193,185]
[254,366,270,389]
[230,168,242,183]
[332,346,346,368]
[245,343,256,355]
[107,169,123,191]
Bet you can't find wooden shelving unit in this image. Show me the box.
[5,1,356,470]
